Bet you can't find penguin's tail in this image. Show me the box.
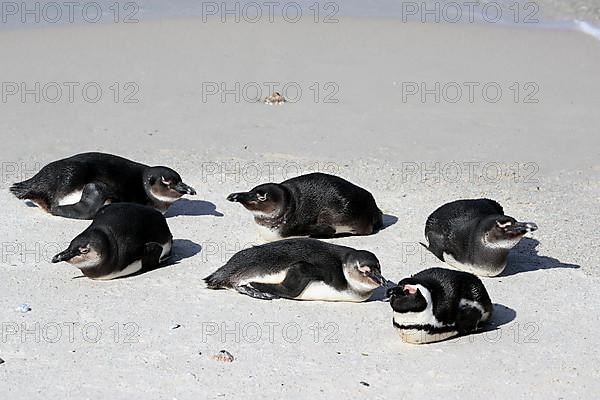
[203,270,229,290]
[9,179,35,199]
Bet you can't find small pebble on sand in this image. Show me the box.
[264,92,286,105]
[17,304,31,313]
[213,350,234,363]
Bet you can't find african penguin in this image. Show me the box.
[51,203,172,280]
[226,172,383,241]
[423,198,538,277]
[204,238,386,302]
[387,267,493,344]
[10,152,196,219]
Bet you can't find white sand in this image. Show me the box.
[0,18,599,398]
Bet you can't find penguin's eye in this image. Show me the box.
[496,220,512,229]
[257,192,268,202]
[80,247,90,254]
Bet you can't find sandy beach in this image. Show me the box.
[0,15,599,399]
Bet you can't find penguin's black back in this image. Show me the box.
[205,238,352,288]
[10,152,149,206]
[85,203,172,267]
[281,173,382,230]
[426,199,503,234]
[424,198,503,260]
[409,267,492,324]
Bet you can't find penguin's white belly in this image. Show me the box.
[95,241,171,280]
[443,252,505,277]
[296,281,367,302]
[96,260,143,280]
[256,225,284,242]
[396,326,459,344]
[238,270,288,286]
[392,311,458,344]
[57,190,83,206]
[334,225,356,234]
[392,310,446,328]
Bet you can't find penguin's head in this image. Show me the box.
[226,183,288,218]
[343,250,386,292]
[144,166,196,204]
[51,230,109,271]
[387,279,430,313]
[482,215,538,249]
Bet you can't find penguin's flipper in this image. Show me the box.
[142,242,164,271]
[423,232,445,261]
[50,182,111,219]
[247,261,318,299]
[306,224,337,238]
[236,284,280,300]
[455,305,484,334]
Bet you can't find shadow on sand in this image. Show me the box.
[166,199,223,218]
[502,237,580,277]
[482,303,517,331]
[166,239,203,265]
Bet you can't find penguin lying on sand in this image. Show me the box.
[227,172,383,241]
[10,152,196,219]
[52,203,172,280]
[423,198,538,277]
[388,267,493,344]
[205,238,386,302]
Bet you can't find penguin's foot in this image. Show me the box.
[236,284,280,300]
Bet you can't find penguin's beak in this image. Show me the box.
[173,182,196,195]
[367,270,387,286]
[505,221,538,235]
[226,192,255,203]
[52,248,79,263]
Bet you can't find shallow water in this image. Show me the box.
[1,0,599,38]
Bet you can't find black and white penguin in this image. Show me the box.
[226,172,383,241]
[51,203,172,280]
[204,238,386,302]
[387,267,493,344]
[423,198,538,277]
[10,152,196,219]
